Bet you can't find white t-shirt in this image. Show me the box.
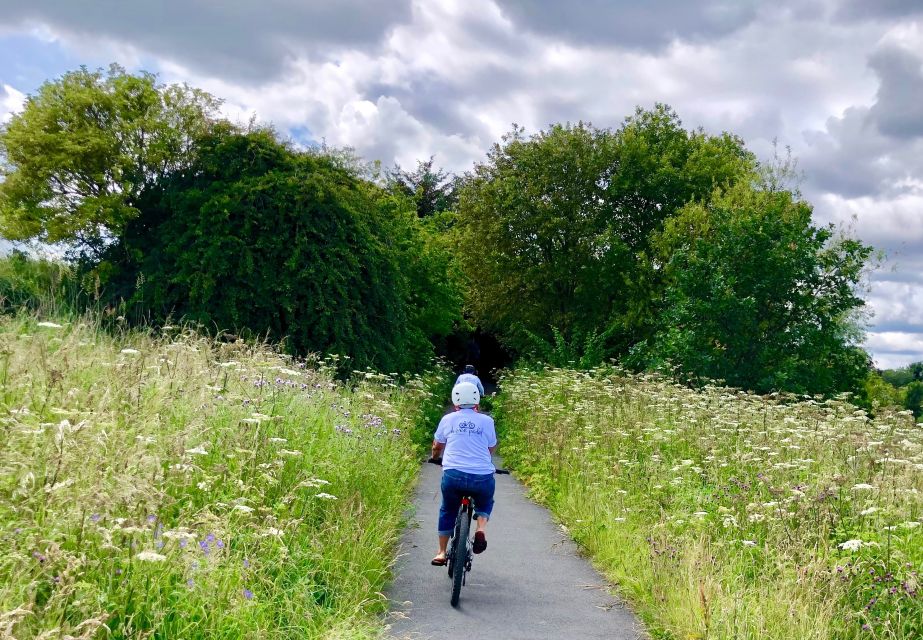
[434,408,497,474]
[454,373,485,396]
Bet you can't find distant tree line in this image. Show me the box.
[0,65,879,397]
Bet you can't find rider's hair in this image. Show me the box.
[464,364,476,374]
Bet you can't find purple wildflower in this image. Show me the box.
[243,558,250,568]
[243,588,254,600]
[90,514,101,523]
[216,539,225,549]
[187,578,194,588]
[179,539,188,548]
[147,514,157,523]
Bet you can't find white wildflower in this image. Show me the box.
[135,551,167,562]
[901,521,921,529]
[838,539,863,551]
[185,446,208,456]
[692,511,708,517]
[278,449,302,457]
[120,348,140,355]
[37,322,62,329]
[741,540,757,547]
[851,483,875,491]
[860,507,878,516]
[261,527,284,537]
[269,437,288,444]
[233,505,255,513]
[315,492,337,500]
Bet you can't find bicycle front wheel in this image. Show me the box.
[450,512,470,607]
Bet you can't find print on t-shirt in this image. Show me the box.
[454,419,482,435]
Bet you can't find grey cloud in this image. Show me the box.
[493,0,761,49]
[867,46,923,139]
[0,0,412,81]
[836,0,923,21]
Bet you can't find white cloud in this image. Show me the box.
[1,84,26,122]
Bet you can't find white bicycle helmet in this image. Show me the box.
[452,381,480,407]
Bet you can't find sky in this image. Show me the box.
[1,0,922,369]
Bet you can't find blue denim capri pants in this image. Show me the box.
[438,468,496,536]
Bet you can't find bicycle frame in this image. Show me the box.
[446,495,475,606]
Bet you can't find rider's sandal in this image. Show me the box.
[473,531,487,554]
[431,554,448,566]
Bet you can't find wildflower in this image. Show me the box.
[741,540,757,547]
[185,446,208,456]
[90,514,101,523]
[187,578,194,588]
[315,492,338,500]
[37,322,62,329]
[278,449,302,457]
[120,348,140,355]
[233,504,254,513]
[135,551,167,562]
[859,507,878,516]
[838,539,863,551]
[243,558,250,568]
[243,588,254,600]
[851,483,875,491]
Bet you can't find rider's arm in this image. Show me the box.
[488,444,497,454]
[432,440,446,459]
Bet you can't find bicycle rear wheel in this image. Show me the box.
[450,510,470,607]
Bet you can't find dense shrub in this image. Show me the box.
[98,126,460,373]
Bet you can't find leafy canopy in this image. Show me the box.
[632,182,873,395]
[101,126,460,372]
[0,64,219,256]
[455,105,754,357]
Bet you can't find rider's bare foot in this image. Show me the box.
[431,552,447,566]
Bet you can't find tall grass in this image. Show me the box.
[497,367,923,640]
[0,313,444,639]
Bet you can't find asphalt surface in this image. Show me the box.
[385,453,642,640]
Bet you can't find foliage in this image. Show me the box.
[0,65,220,259]
[0,252,88,318]
[386,156,460,218]
[882,363,923,388]
[631,183,874,395]
[98,126,461,373]
[905,381,923,418]
[497,366,923,640]
[862,371,904,412]
[0,313,447,639]
[455,105,753,359]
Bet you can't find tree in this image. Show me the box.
[632,182,873,395]
[101,126,460,372]
[455,106,753,358]
[905,381,923,418]
[387,156,459,218]
[0,65,219,259]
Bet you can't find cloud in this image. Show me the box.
[492,0,763,50]
[867,45,923,138]
[0,0,413,82]
[1,83,26,122]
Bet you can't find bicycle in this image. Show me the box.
[428,458,509,607]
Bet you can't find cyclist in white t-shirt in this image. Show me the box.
[429,381,497,566]
[454,364,485,397]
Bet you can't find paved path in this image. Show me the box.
[385,455,642,639]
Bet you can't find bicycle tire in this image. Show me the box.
[450,510,470,607]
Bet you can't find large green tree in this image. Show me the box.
[455,105,753,357]
[632,182,873,394]
[0,65,219,258]
[102,125,460,371]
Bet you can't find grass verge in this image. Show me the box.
[0,313,444,639]
[496,366,923,640]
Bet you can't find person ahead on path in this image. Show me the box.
[454,364,484,396]
[430,381,497,566]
